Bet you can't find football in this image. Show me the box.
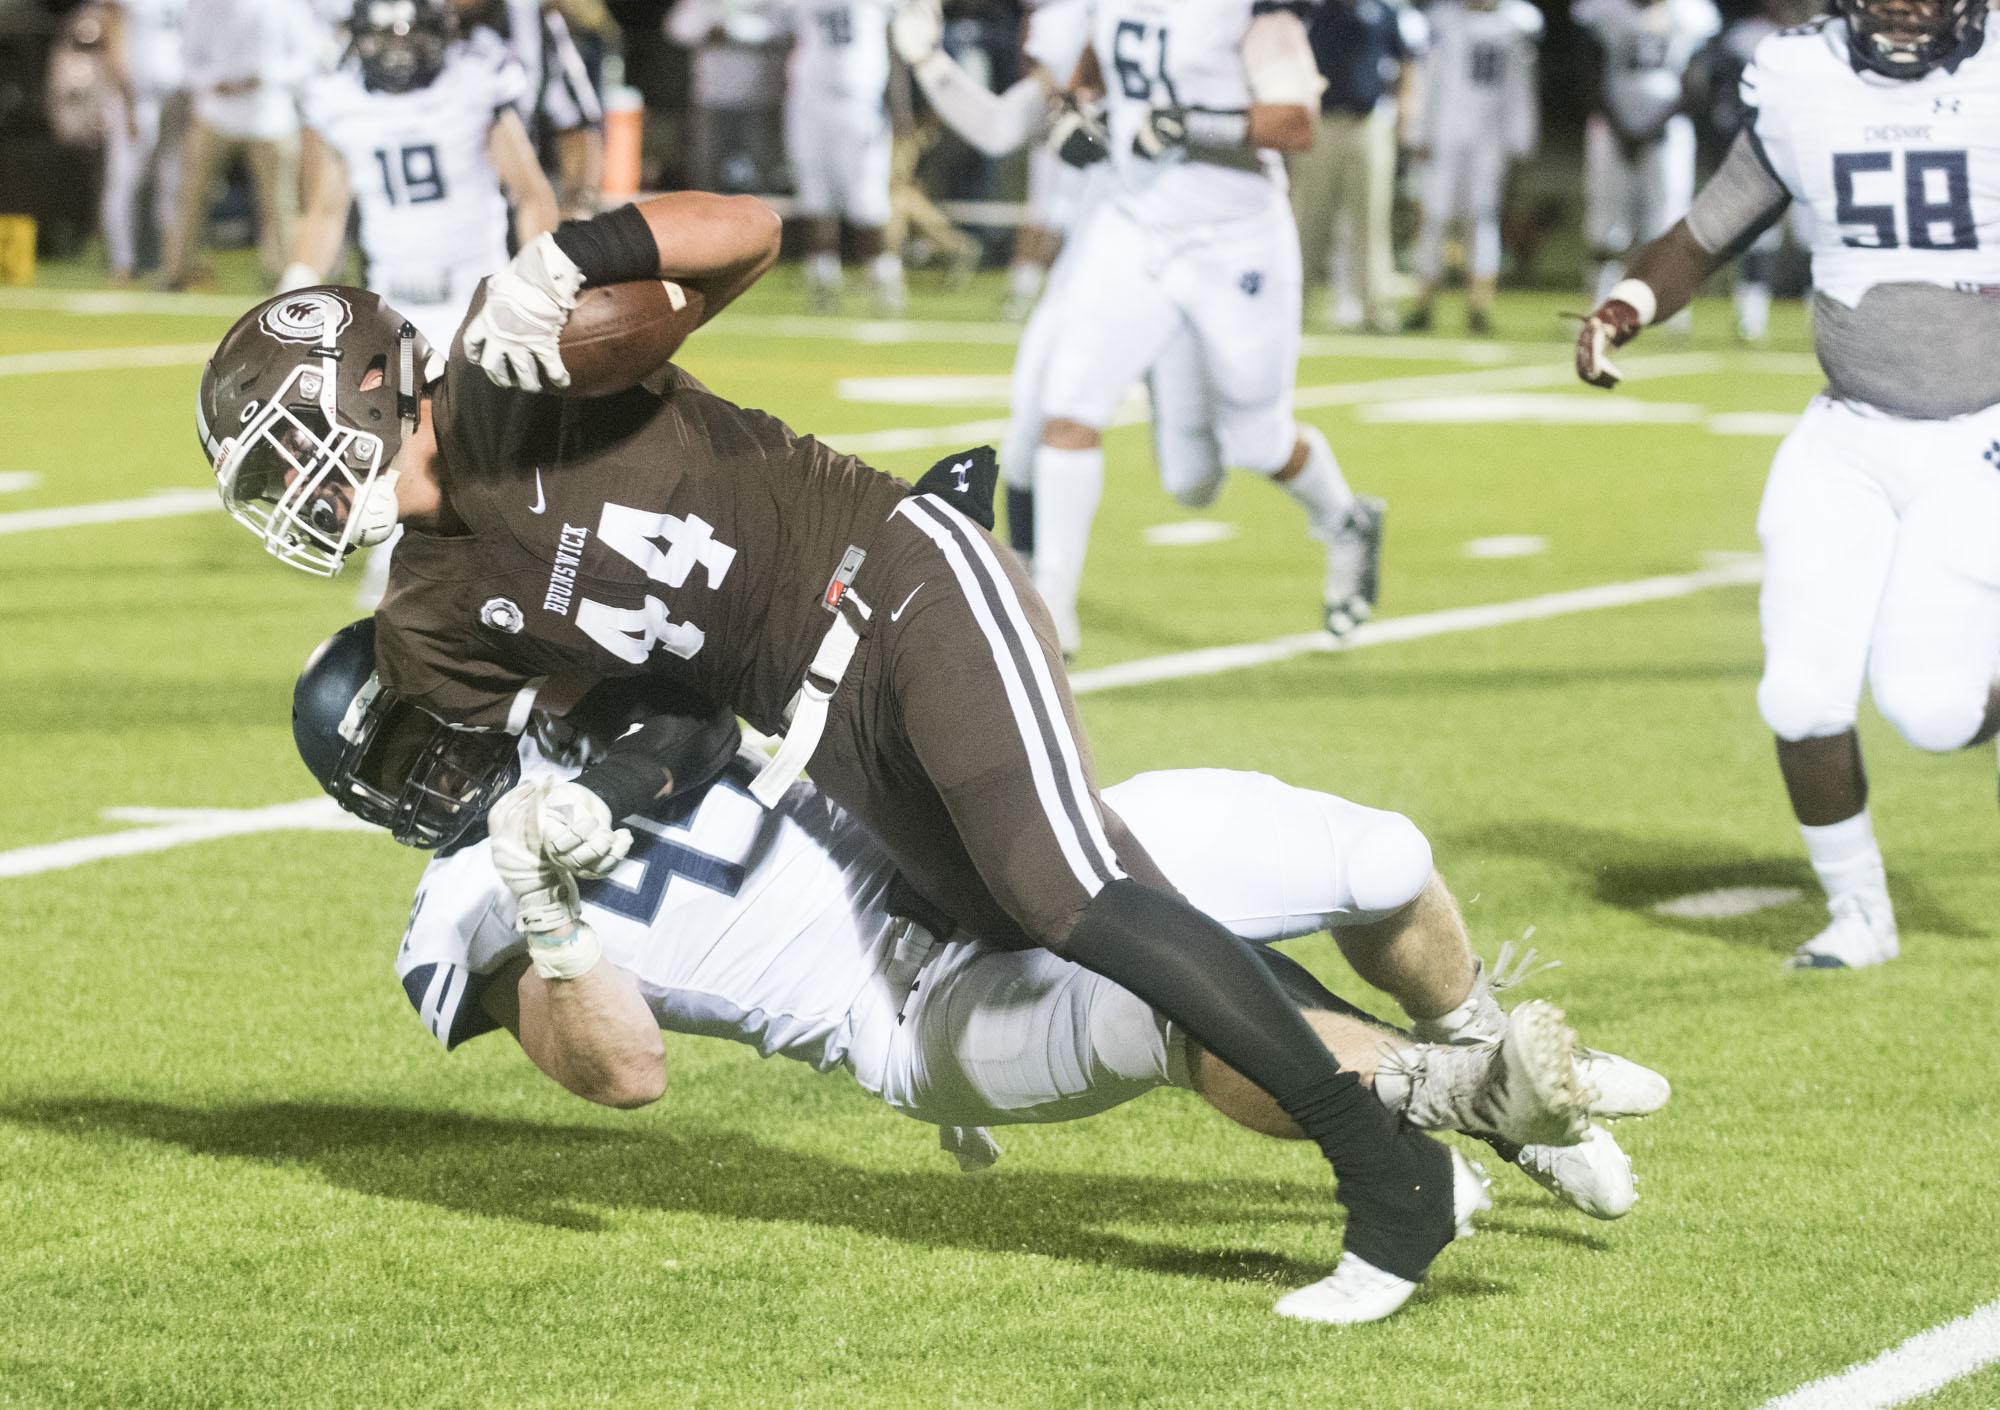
[557,278,706,396]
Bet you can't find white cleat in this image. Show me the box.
[1322,494,1385,641]
[1275,1150,1491,1326]
[1391,999,1594,1149]
[1785,890,1899,971]
[1575,1048,1671,1119]
[1514,1124,1637,1220]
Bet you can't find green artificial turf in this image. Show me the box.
[1,263,1994,1409]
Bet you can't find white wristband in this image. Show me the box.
[1606,278,1658,327]
[528,921,603,981]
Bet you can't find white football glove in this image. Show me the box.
[889,0,942,66]
[488,778,583,935]
[463,233,586,393]
[488,778,607,980]
[536,777,632,878]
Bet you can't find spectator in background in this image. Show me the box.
[1404,0,1542,335]
[1291,0,1424,334]
[665,0,787,193]
[162,0,319,289]
[783,0,901,314]
[99,0,187,284]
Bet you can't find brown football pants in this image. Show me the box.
[807,493,1171,947]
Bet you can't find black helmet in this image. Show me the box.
[198,286,434,576]
[351,0,455,93]
[294,619,520,848]
[1835,0,1985,77]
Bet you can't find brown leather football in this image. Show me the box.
[557,279,706,396]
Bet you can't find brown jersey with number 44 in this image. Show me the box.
[373,342,909,734]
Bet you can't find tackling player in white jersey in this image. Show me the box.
[1573,0,1721,309]
[1577,0,2000,969]
[1007,0,1386,653]
[283,0,560,351]
[1403,0,1542,336]
[785,0,905,313]
[290,620,1668,1324]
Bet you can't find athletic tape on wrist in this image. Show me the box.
[528,921,603,981]
[1606,278,1658,327]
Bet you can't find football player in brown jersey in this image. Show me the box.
[197,192,1566,1321]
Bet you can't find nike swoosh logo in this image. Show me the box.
[891,583,924,621]
[528,467,547,515]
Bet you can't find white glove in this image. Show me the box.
[890,0,942,66]
[537,778,632,878]
[462,233,586,393]
[488,778,606,979]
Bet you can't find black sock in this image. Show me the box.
[1005,486,1035,557]
[1063,880,1454,1280]
[1251,946,1398,1032]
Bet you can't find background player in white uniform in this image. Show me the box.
[1002,0,1094,320]
[891,0,1223,586]
[785,0,904,312]
[1576,0,2000,968]
[1573,0,1721,309]
[1022,0,1384,653]
[288,622,1668,1320]
[99,0,188,284]
[1403,0,1541,335]
[284,0,559,352]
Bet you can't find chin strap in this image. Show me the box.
[396,320,419,441]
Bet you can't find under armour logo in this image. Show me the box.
[1240,271,1264,297]
[950,459,972,492]
[1935,97,1963,114]
[1985,440,2000,469]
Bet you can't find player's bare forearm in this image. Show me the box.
[631,192,782,324]
[485,953,667,1108]
[1622,219,1729,324]
[1248,102,1315,154]
[555,127,604,222]
[489,109,559,245]
[289,136,352,282]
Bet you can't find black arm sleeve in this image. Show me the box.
[551,203,658,288]
[575,708,744,823]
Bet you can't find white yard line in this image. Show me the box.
[0,800,369,880]
[0,343,214,378]
[1756,1298,2000,1410]
[0,472,40,494]
[0,489,215,537]
[0,559,1762,880]
[1068,558,1763,695]
[0,287,253,318]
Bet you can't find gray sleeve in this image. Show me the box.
[1685,127,1793,258]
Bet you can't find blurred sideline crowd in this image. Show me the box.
[1,0,1815,335]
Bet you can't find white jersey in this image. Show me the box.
[1572,0,1720,138]
[116,0,187,95]
[788,0,892,104]
[1742,18,2000,309]
[1090,0,1282,227]
[300,32,528,313]
[1422,0,1543,154]
[397,753,907,1066]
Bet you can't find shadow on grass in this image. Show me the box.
[1444,818,1976,952]
[0,1096,1389,1287]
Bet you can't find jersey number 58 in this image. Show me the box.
[1832,150,1977,251]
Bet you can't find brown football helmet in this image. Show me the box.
[197,286,434,575]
